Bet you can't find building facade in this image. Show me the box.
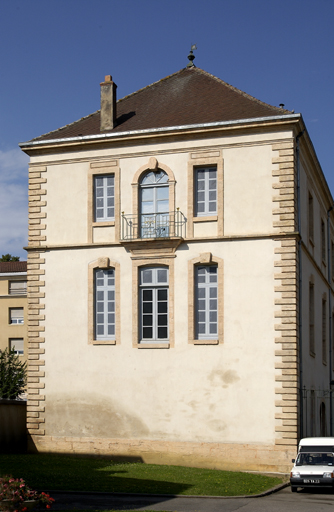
[0,261,28,359]
[20,66,334,473]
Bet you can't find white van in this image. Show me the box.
[290,437,334,492]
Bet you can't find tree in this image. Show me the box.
[0,254,20,262]
[0,348,27,399]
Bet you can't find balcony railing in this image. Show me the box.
[121,210,186,241]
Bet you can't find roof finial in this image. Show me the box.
[187,44,197,68]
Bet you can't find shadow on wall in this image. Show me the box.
[0,399,27,453]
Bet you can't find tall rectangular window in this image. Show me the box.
[95,268,115,340]
[94,175,115,221]
[9,308,24,324]
[139,267,168,342]
[9,338,24,355]
[309,282,315,355]
[195,167,217,216]
[195,265,218,339]
[308,192,314,241]
[321,219,326,262]
[322,297,327,364]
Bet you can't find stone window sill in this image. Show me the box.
[192,339,219,345]
[92,340,116,345]
[136,343,170,349]
[193,216,218,223]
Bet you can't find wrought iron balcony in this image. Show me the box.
[121,210,186,241]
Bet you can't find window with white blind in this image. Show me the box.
[195,265,218,339]
[95,268,115,340]
[9,281,27,296]
[9,338,24,355]
[9,308,24,324]
[139,267,169,342]
[195,167,217,216]
[94,175,115,221]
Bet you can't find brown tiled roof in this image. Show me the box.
[31,67,292,142]
[0,261,27,273]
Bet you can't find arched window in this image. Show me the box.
[139,170,169,238]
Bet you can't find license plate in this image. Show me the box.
[303,479,320,484]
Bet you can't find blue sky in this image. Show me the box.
[0,0,333,259]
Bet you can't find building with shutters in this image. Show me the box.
[19,61,334,473]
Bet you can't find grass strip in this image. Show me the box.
[0,454,283,496]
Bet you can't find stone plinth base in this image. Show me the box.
[28,435,297,474]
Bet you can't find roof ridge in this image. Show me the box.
[193,67,292,114]
[116,68,187,105]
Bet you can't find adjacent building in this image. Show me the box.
[19,62,334,473]
[0,261,28,359]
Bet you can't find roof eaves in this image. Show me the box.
[19,113,301,148]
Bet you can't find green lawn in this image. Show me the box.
[0,454,284,497]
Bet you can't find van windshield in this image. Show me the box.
[296,452,334,466]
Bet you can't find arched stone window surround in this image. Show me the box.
[131,158,176,220]
[188,252,224,345]
[88,257,120,345]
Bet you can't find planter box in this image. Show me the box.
[0,399,27,453]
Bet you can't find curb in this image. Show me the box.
[46,481,290,500]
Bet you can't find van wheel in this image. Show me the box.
[291,486,297,492]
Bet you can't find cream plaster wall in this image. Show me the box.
[42,238,278,445]
[44,162,89,244]
[223,144,275,236]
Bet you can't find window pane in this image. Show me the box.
[158,301,167,313]
[158,314,168,326]
[210,324,217,334]
[210,299,217,310]
[142,270,153,284]
[157,269,168,283]
[143,302,152,313]
[158,289,167,301]
[158,327,168,338]
[198,288,205,298]
[143,315,153,326]
[143,327,152,338]
[143,289,152,301]
[210,311,217,322]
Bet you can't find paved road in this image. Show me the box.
[50,486,334,512]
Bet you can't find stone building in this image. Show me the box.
[19,62,334,472]
[0,261,27,359]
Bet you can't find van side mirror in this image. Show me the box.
[292,459,295,463]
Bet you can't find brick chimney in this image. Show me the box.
[100,75,117,131]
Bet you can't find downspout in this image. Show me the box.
[327,206,333,435]
[296,130,304,438]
